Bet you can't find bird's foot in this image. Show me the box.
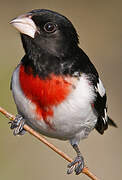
[9,114,26,135]
[67,155,84,175]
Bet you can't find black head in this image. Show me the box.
[10,9,79,59]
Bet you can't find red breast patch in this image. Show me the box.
[19,65,72,127]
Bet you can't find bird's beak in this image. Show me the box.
[9,14,38,38]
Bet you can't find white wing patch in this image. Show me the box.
[102,108,108,124]
[95,78,105,97]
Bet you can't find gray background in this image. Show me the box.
[0,0,121,180]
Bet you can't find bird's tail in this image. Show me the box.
[108,117,117,127]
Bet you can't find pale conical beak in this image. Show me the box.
[10,14,38,38]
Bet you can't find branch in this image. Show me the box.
[0,106,99,180]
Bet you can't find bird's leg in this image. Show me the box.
[9,114,26,135]
[67,144,84,175]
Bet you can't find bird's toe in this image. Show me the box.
[9,114,26,135]
[67,155,84,175]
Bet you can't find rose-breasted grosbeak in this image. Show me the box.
[9,9,117,175]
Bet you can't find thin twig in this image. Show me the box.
[0,106,99,180]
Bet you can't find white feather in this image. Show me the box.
[95,78,106,97]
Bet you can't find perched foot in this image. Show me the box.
[9,114,26,135]
[67,144,84,175]
[67,155,84,175]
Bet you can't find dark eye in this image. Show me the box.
[44,22,57,33]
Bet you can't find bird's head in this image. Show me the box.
[10,9,79,59]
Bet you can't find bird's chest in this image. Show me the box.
[19,65,73,124]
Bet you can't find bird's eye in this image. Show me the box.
[44,22,57,33]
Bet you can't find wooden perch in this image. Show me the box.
[0,106,99,180]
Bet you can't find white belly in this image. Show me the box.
[11,65,97,144]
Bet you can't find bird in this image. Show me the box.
[9,9,117,175]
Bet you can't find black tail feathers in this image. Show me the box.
[108,117,117,128]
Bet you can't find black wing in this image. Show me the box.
[93,78,117,134]
[82,55,117,134]
[76,48,111,134]
[93,79,108,134]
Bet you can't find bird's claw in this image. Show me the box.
[67,155,84,175]
[9,114,26,135]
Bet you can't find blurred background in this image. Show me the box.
[0,0,122,180]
